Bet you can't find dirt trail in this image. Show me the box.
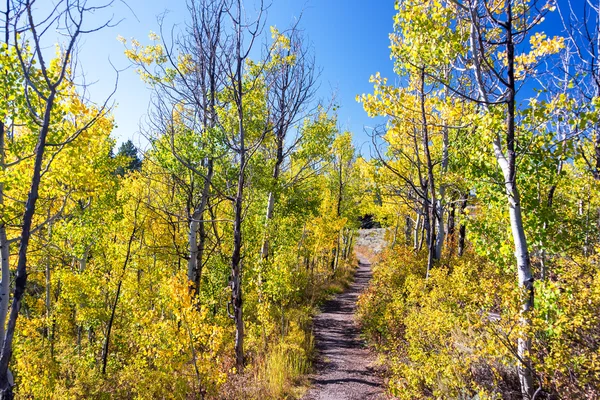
[303,230,386,400]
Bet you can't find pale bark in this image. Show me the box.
[260,144,280,259]
[435,83,450,260]
[508,185,534,398]
[259,105,283,261]
[149,0,225,297]
[414,212,422,251]
[468,1,535,396]
[260,192,276,259]
[503,7,535,395]
[333,231,341,272]
[344,230,353,261]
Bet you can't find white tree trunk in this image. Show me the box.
[260,192,276,259]
[435,76,450,261]
[505,179,534,398]
[468,2,535,395]
[414,212,422,251]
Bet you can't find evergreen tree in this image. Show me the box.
[115,140,142,176]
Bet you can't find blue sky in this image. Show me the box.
[66,0,398,155]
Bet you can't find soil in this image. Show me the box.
[303,230,386,400]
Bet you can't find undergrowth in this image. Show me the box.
[357,246,600,399]
[218,254,357,399]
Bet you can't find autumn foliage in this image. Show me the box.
[356,0,600,398]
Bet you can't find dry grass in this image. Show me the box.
[215,231,392,399]
[216,257,359,399]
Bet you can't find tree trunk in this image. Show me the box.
[230,17,246,369]
[435,108,449,260]
[457,225,467,256]
[334,231,341,270]
[102,220,137,375]
[447,200,456,257]
[419,68,438,278]
[504,5,534,395]
[44,221,52,347]
[261,132,284,260]
[404,215,412,247]
[0,120,8,353]
[594,126,600,180]
[413,212,422,251]
[507,182,535,399]
[0,2,9,361]
[187,159,213,292]
[458,193,468,257]
[468,1,535,393]
[0,225,8,351]
[435,197,445,260]
[260,192,275,259]
[423,197,435,278]
[345,231,353,261]
[231,165,245,370]
[0,92,56,397]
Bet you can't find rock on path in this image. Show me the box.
[303,230,386,400]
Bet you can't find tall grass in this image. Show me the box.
[261,331,314,398]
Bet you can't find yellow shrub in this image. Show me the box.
[357,246,600,399]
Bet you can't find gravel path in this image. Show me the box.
[303,254,385,400]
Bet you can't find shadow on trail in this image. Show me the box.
[302,260,385,400]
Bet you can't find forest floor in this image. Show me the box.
[302,229,387,400]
